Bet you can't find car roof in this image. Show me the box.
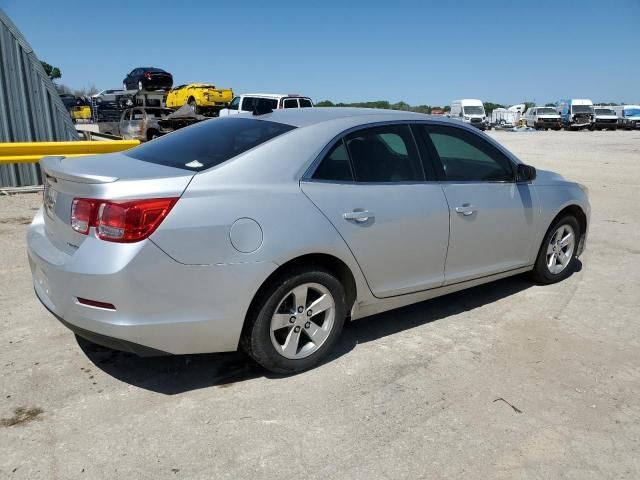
[241,93,311,99]
[248,107,456,128]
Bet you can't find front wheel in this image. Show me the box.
[137,81,144,91]
[530,215,580,284]
[242,267,347,374]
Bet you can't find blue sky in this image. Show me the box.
[2,0,639,106]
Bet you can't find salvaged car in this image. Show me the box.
[524,107,562,130]
[165,83,233,115]
[28,109,590,373]
[97,107,172,141]
[591,106,618,131]
[123,67,173,91]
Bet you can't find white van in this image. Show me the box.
[523,107,562,130]
[449,99,488,130]
[557,99,594,130]
[219,93,313,116]
[612,105,640,130]
[591,106,618,131]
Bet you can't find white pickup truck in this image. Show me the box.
[219,93,313,116]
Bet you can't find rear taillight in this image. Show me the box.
[71,199,98,234]
[70,198,177,243]
[144,72,152,79]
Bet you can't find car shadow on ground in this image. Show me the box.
[78,272,544,395]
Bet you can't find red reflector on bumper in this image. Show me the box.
[77,297,116,310]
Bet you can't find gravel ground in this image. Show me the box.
[1,129,639,479]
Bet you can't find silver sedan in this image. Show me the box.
[27,108,590,373]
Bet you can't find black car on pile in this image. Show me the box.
[123,67,173,91]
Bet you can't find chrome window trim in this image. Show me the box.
[302,119,521,186]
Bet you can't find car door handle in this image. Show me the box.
[455,205,477,216]
[343,210,373,222]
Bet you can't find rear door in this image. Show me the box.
[416,124,538,284]
[301,123,450,298]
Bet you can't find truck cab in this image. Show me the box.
[591,106,618,131]
[449,99,488,130]
[557,99,594,130]
[219,93,313,117]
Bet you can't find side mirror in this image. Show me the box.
[516,164,536,182]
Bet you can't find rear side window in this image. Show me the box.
[346,125,423,183]
[241,97,278,112]
[126,118,296,171]
[313,141,353,182]
[422,125,514,182]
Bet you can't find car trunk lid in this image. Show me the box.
[40,153,194,255]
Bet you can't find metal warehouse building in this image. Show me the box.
[0,8,78,187]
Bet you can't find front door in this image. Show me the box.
[416,124,538,284]
[301,124,450,298]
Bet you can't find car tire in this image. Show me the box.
[241,266,347,374]
[187,98,198,114]
[530,215,581,285]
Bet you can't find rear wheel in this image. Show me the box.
[242,267,346,374]
[530,215,580,284]
[187,97,198,114]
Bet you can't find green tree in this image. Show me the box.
[41,61,61,81]
[483,102,505,115]
[545,103,557,107]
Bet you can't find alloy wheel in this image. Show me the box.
[546,224,576,275]
[269,283,336,360]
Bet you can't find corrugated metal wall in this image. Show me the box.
[0,8,78,187]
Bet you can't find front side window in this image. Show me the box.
[126,118,296,171]
[228,97,240,110]
[423,125,514,182]
[345,125,423,183]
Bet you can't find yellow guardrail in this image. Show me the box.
[0,140,140,164]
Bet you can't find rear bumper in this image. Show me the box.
[27,209,277,355]
[37,291,169,356]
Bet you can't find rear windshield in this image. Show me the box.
[126,117,296,171]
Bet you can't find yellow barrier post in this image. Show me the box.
[0,140,140,164]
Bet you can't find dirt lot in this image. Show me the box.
[1,130,639,479]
